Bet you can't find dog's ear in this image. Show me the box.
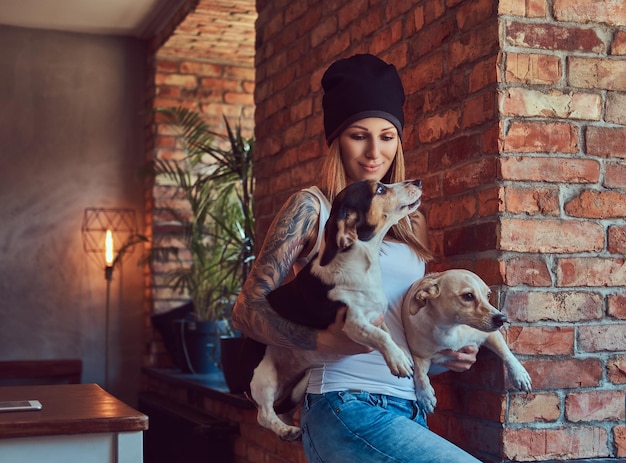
[321,207,360,266]
[337,207,359,249]
[320,216,340,266]
[408,274,441,315]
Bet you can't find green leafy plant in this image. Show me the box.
[150,107,255,323]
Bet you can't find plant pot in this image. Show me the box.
[219,335,266,394]
[179,318,230,375]
[151,302,193,370]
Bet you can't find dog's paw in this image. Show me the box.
[279,426,303,442]
[511,368,532,392]
[415,386,437,415]
[385,348,414,378]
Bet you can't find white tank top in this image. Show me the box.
[298,187,426,400]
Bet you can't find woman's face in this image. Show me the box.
[338,117,398,184]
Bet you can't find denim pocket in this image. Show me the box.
[304,393,325,412]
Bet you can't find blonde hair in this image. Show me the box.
[320,138,433,261]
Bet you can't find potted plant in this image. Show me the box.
[149,107,254,376]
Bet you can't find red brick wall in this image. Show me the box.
[494,1,626,460]
[253,0,626,462]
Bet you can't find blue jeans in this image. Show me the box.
[301,391,482,463]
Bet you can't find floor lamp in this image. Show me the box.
[81,208,142,390]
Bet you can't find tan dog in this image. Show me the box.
[401,269,532,414]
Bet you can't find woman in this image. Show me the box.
[233,54,481,463]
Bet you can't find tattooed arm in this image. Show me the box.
[232,190,370,354]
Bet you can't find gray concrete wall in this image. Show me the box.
[0,25,147,406]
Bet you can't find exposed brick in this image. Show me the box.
[224,91,254,105]
[477,187,500,217]
[506,325,575,355]
[569,57,626,91]
[554,0,626,27]
[408,16,456,61]
[456,0,496,32]
[475,258,503,285]
[509,393,561,423]
[418,108,461,144]
[224,65,255,82]
[565,190,626,219]
[566,390,625,422]
[457,418,503,457]
[273,66,297,93]
[557,257,626,287]
[606,92,626,124]
[156,59,180,73]
[500,88,601,120]
[500,218,604,253]
[504,52,561,85]
[180,61,222,76]
[156,86,182,99]
[501,156,599,183]
[369,22,404,56]
[503,426,609,461]
[483,123,499,154]
[613,30,626,55]
[616,425,626,457]
[605,161,626,188]
[500,122,579,154]
[608,355,626,384]
[284,0,308,24]
[449,20,499,69]
[442,157,498,195]
[579,324,626,352]
[505,290,603,323]
[586,126,626,158]
[289,98,312,123]
[420,69,467,113]
[350,7,384,43]
[608,293,626,320]
[502,256,552,286]
[462,92,497,129]
[200,77,239,92]
[428,196,477,228]
[310,16,338,48]
[503,186,560,215]
[428,136,480,172]
[154,73,198,89]
[469,56,498,93]
[505,20,606,53]
[466,389,505,421]
[524,358,603,390]
[444,221,498,255]
[498,0,548,18]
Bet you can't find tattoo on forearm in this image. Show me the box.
[235,192,320,350]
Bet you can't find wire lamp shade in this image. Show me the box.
[81,208,138,269]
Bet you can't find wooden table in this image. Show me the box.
[0,383,148,463]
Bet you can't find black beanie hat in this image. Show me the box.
[322,54,405,146]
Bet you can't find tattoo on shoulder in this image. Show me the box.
[257,192,319,284]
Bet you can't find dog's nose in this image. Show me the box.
[411,179,422,188]
[493,313,507,327]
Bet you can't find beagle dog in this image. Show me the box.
[401,269,532,414]
[250,179,423,441]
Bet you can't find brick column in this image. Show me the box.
[255,0,626,461]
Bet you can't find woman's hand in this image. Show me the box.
[440,345,479,372]
[316,307,373,355]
